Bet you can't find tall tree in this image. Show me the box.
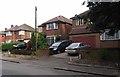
[31,32,36,50]
[86,2,120,34]
[37,33,48,49]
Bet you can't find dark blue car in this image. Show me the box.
[49,40,72,55]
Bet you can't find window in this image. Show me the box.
[100,30,120,40]
[39,27,43,32]
[76,19,84,25]
[47,36,56,45]
[6,40,11,43]
[46,23,58,30]
[6,31,12,36]
[19,31,25,35]
[30,32,31,38]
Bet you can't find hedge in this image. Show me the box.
[10,49,33,55]
[2,42,23,51]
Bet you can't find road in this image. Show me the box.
[1,56,108,77]
[1,59,88,75]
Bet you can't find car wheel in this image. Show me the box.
[68,53,72,56]
[57,50,60,54]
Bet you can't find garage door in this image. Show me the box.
[72,36,96,48]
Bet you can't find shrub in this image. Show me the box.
[10,49,33,55]
[2,42,23,51]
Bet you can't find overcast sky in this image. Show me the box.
[0,0,88,31]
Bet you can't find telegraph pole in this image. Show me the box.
[35,6,37,52]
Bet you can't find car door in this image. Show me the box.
[79,43,85,48]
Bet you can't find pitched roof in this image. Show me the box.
[5,25,19,31]
[71,10,89,19]
[69,26,92,35]
[17,24,34,31]
[0,31,5,34]
[41,15,72,26]
[5,24,34,32]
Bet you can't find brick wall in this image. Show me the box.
[69,33,100,48]
[6,31,31,42]
[100,40,120,48]
[0,34,6,43]
[42,23,72,39]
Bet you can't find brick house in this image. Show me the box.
[70,10,120,48]
[70,11,100,48]
[0,31,6,44]
[38,15,72,45]
[4,24,34,43]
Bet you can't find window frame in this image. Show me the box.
[6,31,12,36]
[46,23,58,30]
[19,30,25,35]
[75,19,84,26]
[39,27,43,32]
[46,36,56,45]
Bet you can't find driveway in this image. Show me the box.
[52,52,79,59]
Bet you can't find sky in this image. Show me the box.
[0,0,88,31]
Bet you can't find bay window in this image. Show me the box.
[47,36,56,45]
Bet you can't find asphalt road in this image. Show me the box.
[2,60,89,75]
[1,56,108,77]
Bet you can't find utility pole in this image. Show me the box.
[35,6,37,52]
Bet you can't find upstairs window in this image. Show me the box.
[76,19,84,25]
[19,31,25,35]
[46,23,58,30]
[6,31,12,36]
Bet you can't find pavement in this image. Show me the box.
[1,52,120,77]
[53,53,119,77]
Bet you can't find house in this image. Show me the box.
[0,31,6,44]
[4,24,34,43]
[38,15,72,45]
[69,11,100,48]
[70,10,120,48]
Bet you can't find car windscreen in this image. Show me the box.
[51,42,61,47]
[67,43,79,48]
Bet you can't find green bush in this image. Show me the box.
[2,42,23,51]
[10,49,33,55]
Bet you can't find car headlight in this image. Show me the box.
[53,48,57,50]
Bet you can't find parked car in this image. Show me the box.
[13,43,26,49]
[49,40,72,55]
[65,42,90,55]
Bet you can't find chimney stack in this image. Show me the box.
[5,28,7,31]
[11,25,14,28]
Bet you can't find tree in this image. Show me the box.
[86,2,120,34]
[55,35,63,42]
[31,32,36,50]
[37,33,48,49]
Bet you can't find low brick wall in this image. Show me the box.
[100,40,120,48]
[36,49,49,57]
[79,48,119,62]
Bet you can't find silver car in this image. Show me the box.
[65,42,90,55]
